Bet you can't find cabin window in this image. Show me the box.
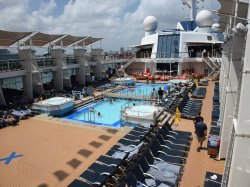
[207,36,212,40]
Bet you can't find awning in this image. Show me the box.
[24,32,63,46]
[53,35,86,46]
[0,30,102,47]
[75,36,102,47]
[218,0,249,31]
[0,30,32,46]
[129,43,154,48]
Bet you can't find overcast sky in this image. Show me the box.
[0,0,220,51]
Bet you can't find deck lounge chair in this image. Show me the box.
[162,122,192,137]
[142,148,183,175]
[154,135,188,158]
[161,126,192,141]
[68,179,95,187]
[159,129,191,146]
[79,170,107,186]
[148,142,186,165]
[155,134,189,152]
[138,156,180,186]
[131,164,173,187]
[88,162,118,176]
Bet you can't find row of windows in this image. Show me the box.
[157,34,180,58]
[2,76,23,90]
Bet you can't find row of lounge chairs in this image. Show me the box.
[178,94,203,119]
[207,83,221,158]
[191,87,207,99]
[68,122,192,187]
[0,106,39,129]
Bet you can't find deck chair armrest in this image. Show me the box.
[144,172,156,180]
[170,131,178,135]
[161,144,171,149]
[166,135,175,139]
[126,145,137,148]
[154,157,164,162]
[92,182,101,185]
[100,172,111,176]
[158,150,169,156]
[164,140,173,144]
[149,164,160,170]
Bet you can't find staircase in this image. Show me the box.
[203,57,220,81]
[116,57,136,77]
[123,57,136,69]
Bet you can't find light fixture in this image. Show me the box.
[232,22,248,34]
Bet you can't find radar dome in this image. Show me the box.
[196,10,214,27]
[143,16,158,32]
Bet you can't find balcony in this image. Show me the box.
[66,57,77,65]
[0,59,23,72]
[36,57,56,68]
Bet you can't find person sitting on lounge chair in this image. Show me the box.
[4,114,18,126]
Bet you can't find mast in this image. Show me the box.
[190,0,197,20]
[182,0,198,20]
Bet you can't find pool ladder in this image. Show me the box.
[83,108,96,122]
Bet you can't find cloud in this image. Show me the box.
[0,0,220,51]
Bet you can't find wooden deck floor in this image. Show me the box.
[0,119,128,187]
[177,81,225,187]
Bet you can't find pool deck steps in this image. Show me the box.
[158,112,173,126]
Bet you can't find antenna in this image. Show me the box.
[182,0,204,20]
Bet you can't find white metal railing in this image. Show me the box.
[0,59,23,72]
[36,57,56,68]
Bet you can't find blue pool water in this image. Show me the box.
[119,83,167,96]
[65,83,169,127]
[65,99,140,127]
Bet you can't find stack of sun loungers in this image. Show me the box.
[207,82,221,158]
[68,122,192,187]
[212,82,220,121]
[178,94,203,119]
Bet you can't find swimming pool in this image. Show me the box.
[119,83,168,96]
[65,83,171,127]
[65,99,141,127]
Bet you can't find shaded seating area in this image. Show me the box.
[68,121,192,187]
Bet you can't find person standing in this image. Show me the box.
[158,87,164,101]
[193,112,202,126]
[151,88,155,101]
[195,117,207,152]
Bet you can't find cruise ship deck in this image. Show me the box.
[1,0,250,186]
[0,81,223,186]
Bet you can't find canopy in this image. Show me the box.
[0,30,32,46]
[53,35,86,46]
[24,32,63,46]
[75,36,102,47]
[0,29,102,47]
